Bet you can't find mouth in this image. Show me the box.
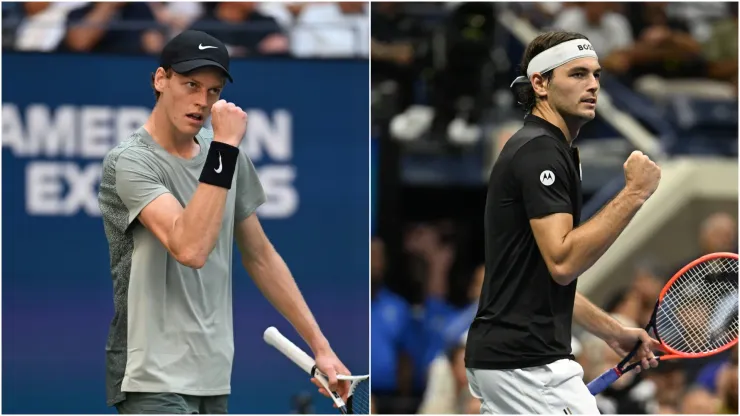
[186,113,203,122]
[581,98,597,105]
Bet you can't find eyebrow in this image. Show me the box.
[569,66,602,74]
[187,78,224,89]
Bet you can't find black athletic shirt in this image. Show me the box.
[465,114,583,370]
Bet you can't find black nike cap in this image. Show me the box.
[159,30,233,83]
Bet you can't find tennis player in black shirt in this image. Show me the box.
[465,31,662,414]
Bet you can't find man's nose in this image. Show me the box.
[194,90,208,107]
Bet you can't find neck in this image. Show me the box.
[531,104,580,144]
[144,103,197,158]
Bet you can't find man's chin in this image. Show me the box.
[578,109,596,121]
[178,123,202,136]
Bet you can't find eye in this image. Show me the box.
[572,73,585,78]
[209,88,222,95]
[594,72,601,79]
[186,82,197,88]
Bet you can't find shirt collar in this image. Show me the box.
[524,114,569,145]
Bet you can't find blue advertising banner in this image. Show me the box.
[2,53,369,414]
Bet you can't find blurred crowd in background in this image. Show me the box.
[371,2,738,415]
[372,214,738,414]
[2,1,368,58]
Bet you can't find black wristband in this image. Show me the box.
[199,141,239,189]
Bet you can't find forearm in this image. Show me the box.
[171,183,228,266]
[560,187,644,281]
[65,6,118,51]
[244,246,330,354]
[573,292,622,341]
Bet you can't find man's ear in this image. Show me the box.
[153,67,170,96]
[531,73,548,100]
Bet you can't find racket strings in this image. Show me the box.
[657,257,738,354]
[665,260,737,351]
[347,379,370,414]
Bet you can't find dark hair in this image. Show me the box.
[514,31,589,113]
[150,68,174,102]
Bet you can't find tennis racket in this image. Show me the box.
[263,326,370,414]
[587,252,738,395]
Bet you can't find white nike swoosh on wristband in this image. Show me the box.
[215,152,223,173]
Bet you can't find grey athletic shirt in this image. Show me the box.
[98,126,266,406]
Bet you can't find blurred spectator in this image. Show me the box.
[189,2,288,57]
[13,2,86,52]
[441,264,484,347]
[685,345,738,414]
[256,2,305,28]
[600,2,705,82]
[715,345,738,413]
[371,2,425,114]
[644,361,688,413]
[149,2,204,37]
[417,333,479,414]
[291,2,369,58]
[60,2,165,55]
[371,237,416,413]
[603,263,663,330]
[402,224,458,391]
[704,2,738,88]
[665,212,738,281]
[698,212,738,254]
[552,3,634,56]
[681,387,722,413]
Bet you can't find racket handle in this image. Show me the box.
[587,368,621,395]
[263,326,316,375]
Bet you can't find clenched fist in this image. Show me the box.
[211,99,247,147]
[624,151,661,201]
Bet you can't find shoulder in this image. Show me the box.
[102,131,159,175]
[509,134,568,163]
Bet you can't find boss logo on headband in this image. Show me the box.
[577,44,594,51]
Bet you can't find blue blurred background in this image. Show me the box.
[371,2,737,414]
[2,2,369,414]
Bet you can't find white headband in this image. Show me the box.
[510,39,598,87]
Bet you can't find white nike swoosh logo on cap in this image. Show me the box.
[199,44,217,50]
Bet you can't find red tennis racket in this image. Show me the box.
[588,252,738,395]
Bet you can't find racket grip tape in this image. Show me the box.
[263,326,316,375]
[587,368,621,395]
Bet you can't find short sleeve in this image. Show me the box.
[234,151,267,223]
[513,137,573,220]
[114,151,171,226]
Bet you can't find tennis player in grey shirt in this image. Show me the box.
[98,30,351,414]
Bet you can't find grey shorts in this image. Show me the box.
[466,359,600,414]
[116,392,229,414]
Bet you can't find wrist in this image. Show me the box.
[603,324,626,344]
[621,185,648,206]
[199,141,239,189]
[308,335,332,356]
[213,136,240,148]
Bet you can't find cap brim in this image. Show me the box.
[171,59,233,83]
